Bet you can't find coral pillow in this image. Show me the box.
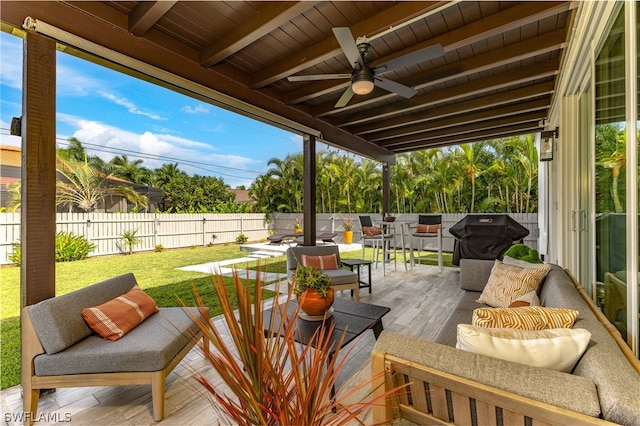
[416,224,440,233]
[508,290,541,307]
[456,324,591,372]
[362,226,382,236]
[82,286,159,341]
[476,260,550,308]
[472,306,578,330]
[301,254,339,270]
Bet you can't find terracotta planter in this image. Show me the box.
[343,231,353,244]
[298,287,334,316]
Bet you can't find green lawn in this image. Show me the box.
[0,244,452,390]
[0,244,283,390]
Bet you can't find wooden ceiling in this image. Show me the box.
[1,1,575,164]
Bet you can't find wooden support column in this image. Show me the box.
[21,32,56,308]
[382,163,390,216]
[303,134,316,246]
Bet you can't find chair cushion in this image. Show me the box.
[322,269,357,285]
[33,307,204,375]
[28,273,138,354]
[82,286,159,341]
[362,226,382,236]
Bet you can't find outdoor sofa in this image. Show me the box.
[21,273,206,424]
[372,259,640,425]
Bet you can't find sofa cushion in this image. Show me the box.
[33,307,203,375]
[375,331,602,418]
[301,254,338,270]
[82,286,159,341]
[472,306,578,330]
[456,324,591,373]
[28,273,138,354]
[477,260,550,307]
[459,259,495,291]
[322,268,357,285]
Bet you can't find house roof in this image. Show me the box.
[1,145,22,167]
[0,1,575,164]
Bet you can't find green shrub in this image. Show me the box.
[155,244,164,252]
[9,232,97,265]
[503,243,542,263]
[236,233,248,244]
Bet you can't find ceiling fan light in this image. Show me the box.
[351,78,373,95]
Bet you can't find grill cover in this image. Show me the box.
[449,215,529,266]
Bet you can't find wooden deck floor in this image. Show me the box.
[1,263,462,425]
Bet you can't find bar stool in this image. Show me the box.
[358,216,396,275]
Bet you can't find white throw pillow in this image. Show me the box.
[456,324,591,372]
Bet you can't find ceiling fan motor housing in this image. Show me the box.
[351,68,375,95]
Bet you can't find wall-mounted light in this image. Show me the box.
[540,127,558,161]
[10,117,21,136]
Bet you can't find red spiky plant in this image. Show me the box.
[180,269,405,425]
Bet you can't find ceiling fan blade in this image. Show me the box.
[288,74,351,82]
[374,77,417,98]
[334,86,355,108]
[374,43,444,74]
[332,27,363,70]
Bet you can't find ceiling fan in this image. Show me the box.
[288,27,444,108]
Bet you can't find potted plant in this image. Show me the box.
[342,217,354,244]
[293,217,303,233]
[293,264,334,316]
[178,270,404,424]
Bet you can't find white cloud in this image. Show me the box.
[0,36,22,90]
[57,63,104,96]
[57,114,259,185]
[0,119,21,147]
[99,91,164,120]
[182,104,210,114]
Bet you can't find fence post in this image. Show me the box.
[202,217,206,247]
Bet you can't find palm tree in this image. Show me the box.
[56,156,148,212]
[109,155,152,185]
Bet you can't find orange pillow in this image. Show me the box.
[417,224,440,233]
[301,254,339,270]
[362,226,382,236]
[82,286,159,341]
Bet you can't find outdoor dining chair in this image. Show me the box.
[358,215,396,276]
[411,214,443,272]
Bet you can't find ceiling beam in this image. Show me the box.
[348,89,553,136]
[249,1,447,89]
[306,28,567,115]
[200,2,318,67]
[331,59,559,127]
[286,1,570,107]
[129,1,177,36]
[393,122,543,153]
[377,111,546,148]
[0,1,396,164]
[367,98,549,142]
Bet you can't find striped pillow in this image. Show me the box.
[472,306,578,330]
[82,286,159,341]
[416,224,441,233]
[476,260,550,308]
[301,254,339,270]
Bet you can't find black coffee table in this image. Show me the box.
[262,298,390,399]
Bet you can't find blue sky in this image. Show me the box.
[0,31,305,188]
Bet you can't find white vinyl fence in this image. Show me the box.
[1,212,538,265]
[0,213,270,264]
